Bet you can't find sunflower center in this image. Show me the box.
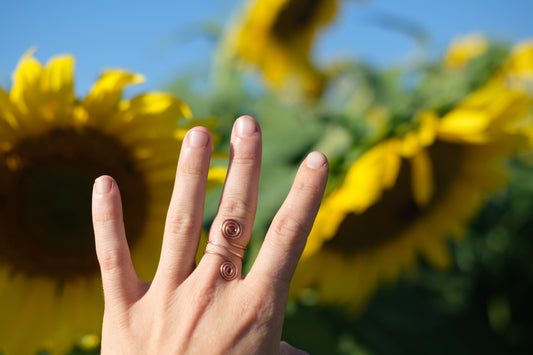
[325,141,464,253]
[0,128,148,280]
[271,0,322,40]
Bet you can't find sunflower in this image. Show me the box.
[0,52,223,354]
[439,41,533,143]
[223,0,339,95]
[291,42,533,313]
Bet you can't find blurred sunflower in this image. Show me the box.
[223,0,339,95]
[440,41,533,142]
[444,34,488,70]
[291,41,533,313]
[0,52,224,354]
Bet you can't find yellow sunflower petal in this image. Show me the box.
[502,40,533,77]
[82,70,145,124]
[9,51,47,133]
[9,50,42,110]
[6,53,77,135]
[207,166,228,189]
[124,92,193,121]
[382,144,402,189]
[40,55,76,123]
[401,113,438,156]
[341,140,401,212]
[438,109,492,142]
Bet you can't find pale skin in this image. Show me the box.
[92,116,328,354]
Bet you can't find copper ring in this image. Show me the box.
[221,219,242,240]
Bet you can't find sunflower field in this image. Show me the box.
[1,0,533,354]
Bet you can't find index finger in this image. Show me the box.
[248,152,328,294]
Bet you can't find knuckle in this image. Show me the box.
[218,196,252,220]
[93,205,119,225]
[233,294,275,329]
[192,281,216,310]
[270,215,308,247]
[165,212,197,237]
[255,300,275,324]
[293,177,320,196]
[232,148,259,167]
[179,159,205,178]
[97,248,128,273]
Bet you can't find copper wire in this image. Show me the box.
[221,219,242,240]
[202,218,246,281]
[203,250,238,281]
[227,240,246,250]
[219,260,238,281]
[207,240,244,260]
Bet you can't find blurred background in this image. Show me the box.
[2,0,532,94]
[1,1,533,354]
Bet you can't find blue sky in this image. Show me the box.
[1,0,532,97]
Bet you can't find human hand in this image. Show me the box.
[92,116,328,354]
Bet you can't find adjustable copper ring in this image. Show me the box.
[221,219,242,240]
[203,219,246,281]
[204,239,245,282]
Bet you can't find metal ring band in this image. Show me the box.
[221,219,242,240]
[207,240,244,260]
[203,250,239,281]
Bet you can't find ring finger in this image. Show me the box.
[201,116,262,282]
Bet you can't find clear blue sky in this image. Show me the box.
[1,0,532,97]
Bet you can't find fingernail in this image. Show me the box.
[236,116,257,137]
[95,176,113,194]
[305,151,327,169]
[189,129,209,147]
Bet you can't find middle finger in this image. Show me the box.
[154,127,212,289]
